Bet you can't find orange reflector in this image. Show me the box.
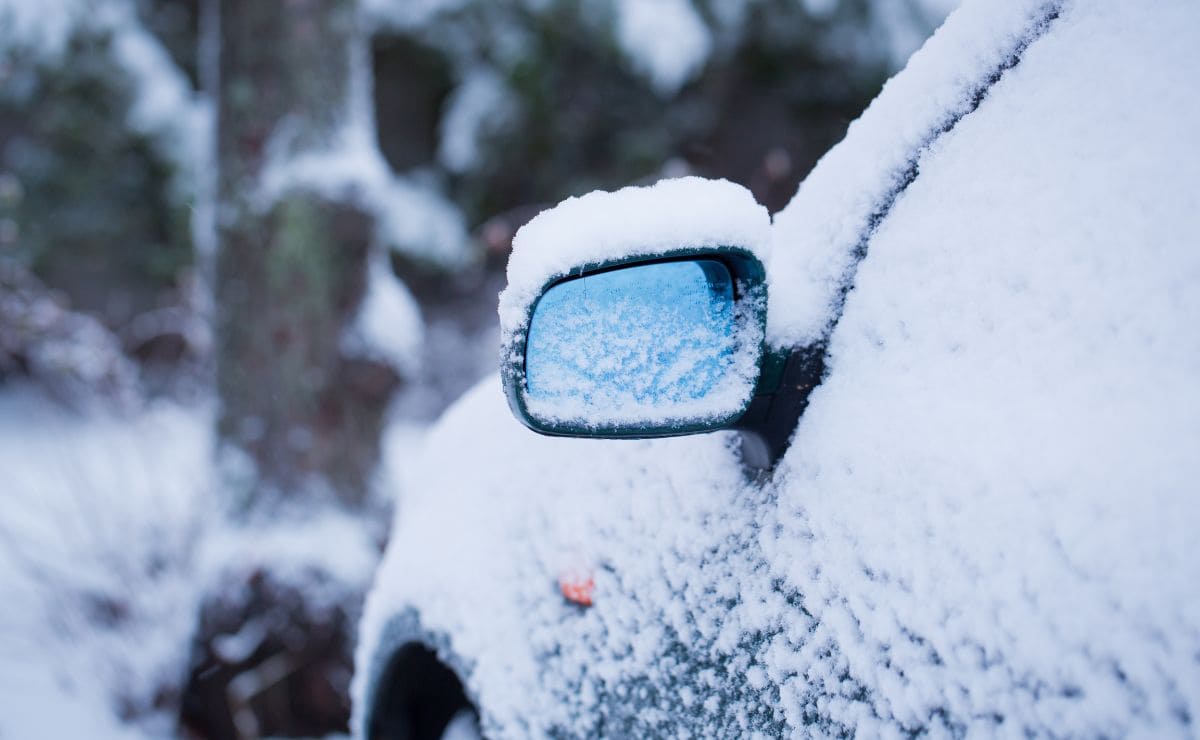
[559,575,594,607]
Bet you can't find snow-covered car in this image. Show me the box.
[354,0,1200,736]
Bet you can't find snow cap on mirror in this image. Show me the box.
[498,176,771,343]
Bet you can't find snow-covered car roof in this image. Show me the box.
[355,0,1200,735]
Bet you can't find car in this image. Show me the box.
[353,0,1200,736]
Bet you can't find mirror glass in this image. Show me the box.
[525,259,758,428]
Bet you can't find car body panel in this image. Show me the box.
[356,0,1200,735]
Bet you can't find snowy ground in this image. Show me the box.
[0,301,500,737]
[0,388,209,737]
[0,384,449,737]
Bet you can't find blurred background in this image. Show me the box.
[0,0,953,736]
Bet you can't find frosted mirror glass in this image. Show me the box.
[524,259,756,428]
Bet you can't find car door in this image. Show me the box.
[760,0,1200,735]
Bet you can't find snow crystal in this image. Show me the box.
[614,0,712,95]
[499,176,771,349]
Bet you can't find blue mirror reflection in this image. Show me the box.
[525,259,746,425]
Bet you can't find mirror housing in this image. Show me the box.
[499,178,823,471]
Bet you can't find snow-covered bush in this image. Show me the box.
[0,264,142,409]
[366,0,955,230]
[0,21,195,336]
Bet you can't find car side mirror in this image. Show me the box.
[499,178,824,471]
[519,248,765,431]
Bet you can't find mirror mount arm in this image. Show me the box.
[734,344,827,473]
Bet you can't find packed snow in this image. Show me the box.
[767,0,1060,349]
[499,176,771,351]
[357,0,1200,736]
[766,0,1200,733]
[355,381,771,736]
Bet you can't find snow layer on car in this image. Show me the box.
[498,176,771,349]
[355,380,794,737]
[767,0,1200,734]
[358,0,1200,736]
[767,0,1061,349]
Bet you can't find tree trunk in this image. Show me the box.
[213,0,396,511]
[185,2,396,734]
